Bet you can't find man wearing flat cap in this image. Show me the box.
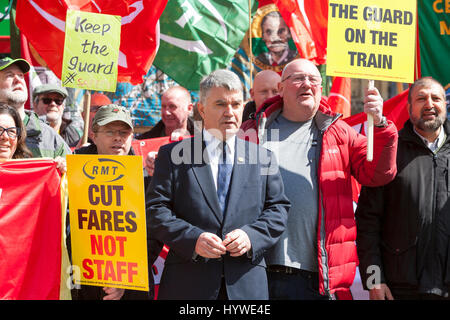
[0,57,70,157]
[33,83,82,147]
[73,104,160,300]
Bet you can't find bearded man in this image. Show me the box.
[356,77,450,300]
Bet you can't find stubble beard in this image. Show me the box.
[412,111,446,132]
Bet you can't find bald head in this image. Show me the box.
[161,86,193,136]
[278,58,323,122]
[250,70,281,108]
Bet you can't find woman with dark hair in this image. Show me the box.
[0,103,32,159]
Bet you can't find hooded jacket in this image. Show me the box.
[240,95,398,298]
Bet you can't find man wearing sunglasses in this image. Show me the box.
[241,58,398,300]
[33,84,82,147]
[0,57,70,158]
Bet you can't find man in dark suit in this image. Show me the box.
[147,69,290,300]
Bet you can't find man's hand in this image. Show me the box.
[144,151,157,176]
[102,287,125,300]
[364,86,384,125]
[369,283,394,300]
[54,156,67,174]
[195,232,227,258]
[222,229,251,257]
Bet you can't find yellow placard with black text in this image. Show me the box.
[326,0,417,83]
[61,10,121,91]
[67,154,148,291]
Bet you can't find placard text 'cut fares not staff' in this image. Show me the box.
[67,155,149,291]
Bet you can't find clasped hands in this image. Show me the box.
[195,230,251,259]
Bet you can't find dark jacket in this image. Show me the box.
[60,117,82,147]
[356,119,450,294]
[70,143,162,300]
[242,100,256,123]
[136,117,195,140]
[24,110,71,158]
[147,136,290,299]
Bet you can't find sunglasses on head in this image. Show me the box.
[40,97,64,105]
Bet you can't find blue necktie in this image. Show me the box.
[217,142,232,214]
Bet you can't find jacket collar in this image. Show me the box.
[254,95,341,138]
[400,119,450,147]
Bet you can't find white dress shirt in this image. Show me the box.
[413,125,446,153]
[203,129,236,191]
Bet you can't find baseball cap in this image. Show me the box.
[92,104,133,129]
[91,93,112,107]
[33,84,68,99]
[0,57,30,73]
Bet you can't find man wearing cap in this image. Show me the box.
[0,57,70,157]
[33,83,82,147]
[72,104,159,300]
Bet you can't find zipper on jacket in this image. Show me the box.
[317,129,332,298]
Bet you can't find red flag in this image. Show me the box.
[344,89,409,221]
[0,159,62,300]
[273,0,328,65]
[344,88,410,133]
[15,0,168,84]
[327,77,351,118]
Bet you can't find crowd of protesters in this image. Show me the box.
[1,55,449,300]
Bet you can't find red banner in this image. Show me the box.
[0,159,62,300]
[327,77,351,118]
[16,0,168,84]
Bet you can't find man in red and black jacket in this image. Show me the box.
[240,58,398,300]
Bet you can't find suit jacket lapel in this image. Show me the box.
[190,137,223,223]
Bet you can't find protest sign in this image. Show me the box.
[131,135,191,166]
[326,0,417,83]
[67,155,149,291]
[61,10,121,92]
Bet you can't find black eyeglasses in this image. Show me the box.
[0,126,20,138]
[40,98,64,105]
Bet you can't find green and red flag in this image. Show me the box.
[417,0,449,90]
[153,0,257,90]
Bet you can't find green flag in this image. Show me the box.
[153,0,257,90]
[418,0,449,89]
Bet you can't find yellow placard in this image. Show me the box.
[61,10,121,92]
[326,0,417,83]
[67,155,149,291]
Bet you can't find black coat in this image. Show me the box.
[136,117,195,140]
[356,119,450,293]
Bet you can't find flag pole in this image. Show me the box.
[248,0,253,89]
[367,80,374,162]
[81,91,91,146]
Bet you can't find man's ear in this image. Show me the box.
[197,102,205,120]
[249,88,254,100]
[277,82,284,98]
[406,102,412,115]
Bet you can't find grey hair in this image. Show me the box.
[199,69,242,104]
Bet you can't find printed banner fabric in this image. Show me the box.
[0,159,62,300]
